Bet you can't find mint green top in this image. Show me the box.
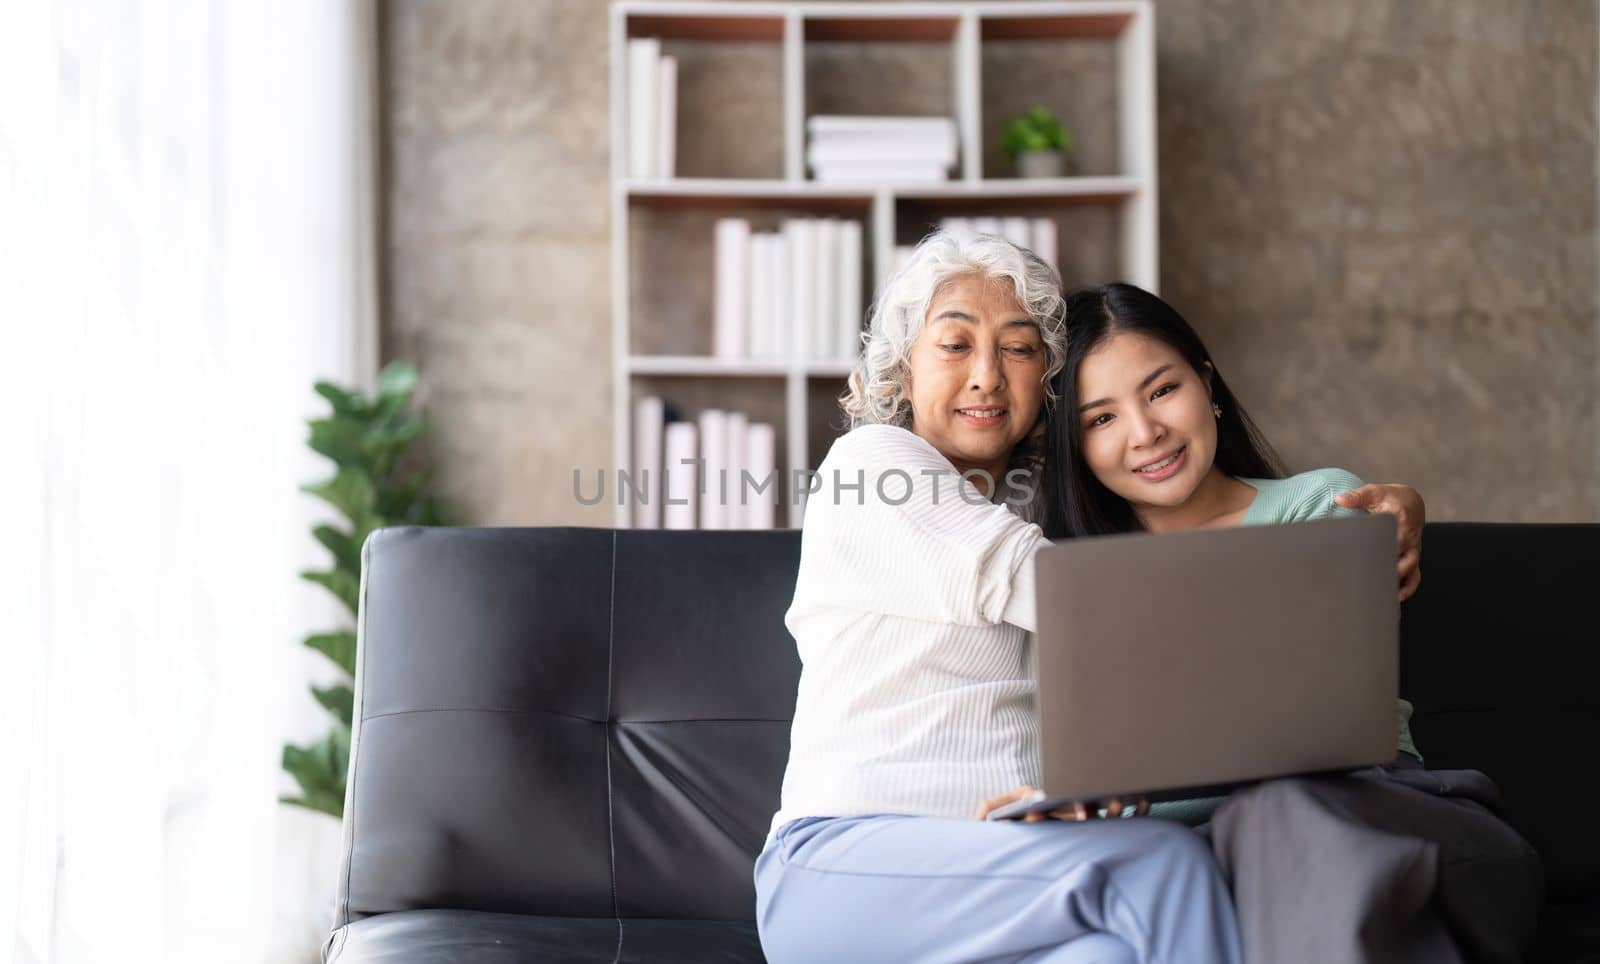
[1148,467,1420,826]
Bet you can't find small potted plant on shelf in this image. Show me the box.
[1003,105,1073,179]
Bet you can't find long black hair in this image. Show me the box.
[1040,283,1286,539]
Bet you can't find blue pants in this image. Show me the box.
[755,814,1243,964]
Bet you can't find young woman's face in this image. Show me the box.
[1075,331,1217,512]
[905,273,1047,482]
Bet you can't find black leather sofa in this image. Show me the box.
[323,524,1599,963]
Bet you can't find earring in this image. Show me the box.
[1212,402,1223,419]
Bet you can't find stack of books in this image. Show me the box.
[713,217,864,364]
[631,396,779,530]
[626,38,677,179]
[807,115,957,184]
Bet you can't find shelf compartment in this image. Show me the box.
[981,40,1121,179]
[628,202,873,359]
[629,375,795,528]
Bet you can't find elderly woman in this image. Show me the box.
[753,230,1423,964]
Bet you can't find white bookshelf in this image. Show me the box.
[610,0,1158,528]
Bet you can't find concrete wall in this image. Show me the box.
[381,0,1597,525]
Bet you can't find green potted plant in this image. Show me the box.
[1002,105,1073,179]
[282,360,452,818]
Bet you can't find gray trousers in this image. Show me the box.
[1199,757,1543,964]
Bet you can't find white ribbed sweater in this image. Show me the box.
[771,424,1047,836]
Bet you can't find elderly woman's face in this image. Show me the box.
[906,273,1047,486]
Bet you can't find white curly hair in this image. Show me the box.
[839,227,1068,508]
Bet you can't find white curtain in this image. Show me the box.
[0,1,379,962]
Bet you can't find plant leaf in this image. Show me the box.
[307,415,369,469]
[301,567,359,614]
[280,732,349,818]
[312,524,360,576]
[312,684,355,728]
[304,632,357,676]
[375,362,418,419]
[301,469,377,521]
[313,381,367,419]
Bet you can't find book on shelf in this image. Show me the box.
[662,420,699,530]
[626,37,677,179]
[744,422,777,530]
[835,220,863,363]
[699,409,729,529]
[705,217,866,366]
[724,410,748,529]
[633,396,779,530]
[784,218,815,362]
[747,233,774,360]
[812,219,839,361]
[713,218,751,358]
[656,54,677,178]
[813,163,950,185]
[938,216,1060,271]
[806,115,957,183]
[631,395,666,529]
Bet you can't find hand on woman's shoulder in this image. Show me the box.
[1289,467,1366,521]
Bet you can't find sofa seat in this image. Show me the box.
[324,908,763,964]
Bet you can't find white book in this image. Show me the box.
[807,138,957,167]
[812,219,839,362]
[808,144,957,168]
[724,411,748,529]
[812,163,949,185]
[698,409,728,529]
[662,421,698,530]
[744,422,777,530]
[747,234,773,359]
[656,54,677,179]
[785,219,816,364]
[631,395,665,529]
[770,232,792,365]
[973,217,1003,237]
[807,115,956,135]
[835,220,862,363]
[1002,217,1031,249]
[713,218,751,358]
[627,39,660,180]
[1031,217,1059,271]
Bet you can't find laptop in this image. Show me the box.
[989,514,1399,820]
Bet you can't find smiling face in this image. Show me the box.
[1075,331,1220,518]
[905,273,1047,489]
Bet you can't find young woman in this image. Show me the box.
[754,232,1425,964]
[1040,282,1542,964]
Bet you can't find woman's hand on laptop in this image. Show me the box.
[1333,483,1425,602]
[975,785,1151,822]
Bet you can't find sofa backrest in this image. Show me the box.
[332,523,1600,930]
[332,527,803,929]
[1398,523,1600,901]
